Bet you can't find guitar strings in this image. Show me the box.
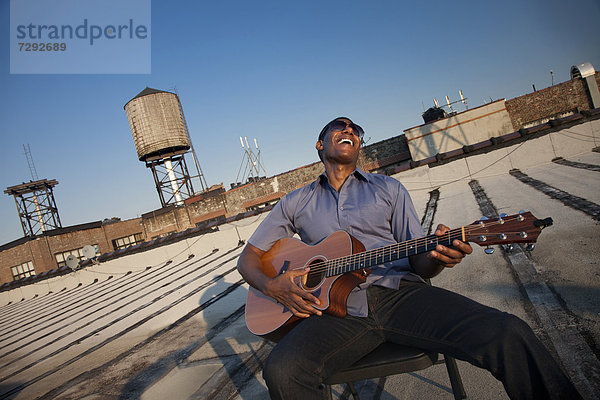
[303,215,530,277]
[317,230,465,275]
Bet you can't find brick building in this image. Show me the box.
[1,68,599,285]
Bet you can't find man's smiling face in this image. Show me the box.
[316,118,361,165]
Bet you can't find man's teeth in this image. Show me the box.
[339,138,353,145]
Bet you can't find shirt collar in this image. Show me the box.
[318,167,370,185]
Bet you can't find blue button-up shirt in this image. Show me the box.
[248,168,425,317]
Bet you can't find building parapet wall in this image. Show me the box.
[506,71,600,130]
[404,100,514,162]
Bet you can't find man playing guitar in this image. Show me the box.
[237,117,580,399]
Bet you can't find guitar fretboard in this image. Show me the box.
[323,228,465,277]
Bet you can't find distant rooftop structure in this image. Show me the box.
[232,137,268,189]
[124,87,192,162]
[4,179,62,237]
[124,86,209,207]
[571,62,600,109]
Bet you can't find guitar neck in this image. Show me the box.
[325,228,464,277]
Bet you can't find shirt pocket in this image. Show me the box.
[355,201,393,238]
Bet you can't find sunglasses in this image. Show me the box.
[320,120,365,141]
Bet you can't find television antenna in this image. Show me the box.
[233,137,267,188]
[433,90,468,114]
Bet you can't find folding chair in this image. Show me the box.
[324,341,467,400]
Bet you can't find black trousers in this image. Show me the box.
[263,282,581,399]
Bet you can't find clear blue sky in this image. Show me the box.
[1,0,599,245]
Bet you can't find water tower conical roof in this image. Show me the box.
[124,87,175,109]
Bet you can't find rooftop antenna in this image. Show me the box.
[550,70,554,86]
[445,95,454,113]
[459,89,468,109]
[432,90,468,113]
[23,144,39,180]
[233,137,267,188]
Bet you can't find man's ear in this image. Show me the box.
[315,140,324,151]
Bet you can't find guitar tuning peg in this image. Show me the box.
[525,244,535,252]
[519,210,526,214]
[484,247,495,255]
[505,244,514,253]
[498,213,506,224]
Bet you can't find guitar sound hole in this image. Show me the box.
[304,259,326,289]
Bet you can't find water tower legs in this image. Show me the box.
[146,155,194,207]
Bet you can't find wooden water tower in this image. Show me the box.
[124,87,208,207]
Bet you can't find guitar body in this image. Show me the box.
[245,231,367,342]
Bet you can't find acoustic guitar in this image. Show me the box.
[244,212,552,342]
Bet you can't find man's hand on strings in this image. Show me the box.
[263,268,322,318]
[237,243,322,319]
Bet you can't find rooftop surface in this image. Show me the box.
[0,119,599,399]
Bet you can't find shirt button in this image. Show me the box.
[340,206,344,210]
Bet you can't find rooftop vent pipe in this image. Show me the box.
[571,62,600,109]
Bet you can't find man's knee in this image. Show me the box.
[263,349,287,389]
[263,345,309,389]
[497,313,534,341]
[263,343,323,395]
[481,312,539,357]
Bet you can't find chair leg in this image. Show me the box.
[326,384,333,400]
[444,356,467,400]
[347,382,360,400]
[325,382,360,400]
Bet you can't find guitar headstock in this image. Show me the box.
[464,212,553,247]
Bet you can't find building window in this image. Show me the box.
[55,245,100,267]
[11,261,35,281]
[112,233,144,250]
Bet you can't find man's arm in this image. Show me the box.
[409,224,473,279]
[237,243,322,318]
